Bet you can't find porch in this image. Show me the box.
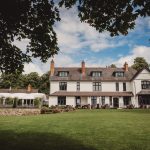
[137,90,150,108]
[50,91,134,108]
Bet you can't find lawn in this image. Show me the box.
[0,109,150,150]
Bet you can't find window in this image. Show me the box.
[123,97,131,106]
[59,82,67,90]
[76,97,81,106]
[116,82,119,91]
[77,82,80,91]
[109,96,112,105]
[91,96,97,105]
[102,96,105,105]
[93,82,101,91]
[92,71,101,77]
[58,96,66,105]
[123,82,126,91]
[115,72,124,77]
[138,96,150,105]
[141,80,150,89]
[59,71,68,77]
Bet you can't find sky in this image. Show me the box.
[14,7,150,75]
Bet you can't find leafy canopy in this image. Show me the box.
[132,57,149,71]
[0,0,150,73]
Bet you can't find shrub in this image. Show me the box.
[126,104,134,109]
[13,97,18,108]
[5,97,13,105]
[41,107,51,114]
[101,104,109,109]
[0,97,4,105]
[34,98,41,108]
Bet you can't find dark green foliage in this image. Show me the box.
[0,97,4,105]
[132,57,149,71]
[59,0,150,36]
[0,0,150,73]
[5,97,14,105]
[0,72,49,94]
[39,72,50,94]
[13,97,19,108]
[110,64,117,68]
[0,0,60,73]
[34,98,41,107]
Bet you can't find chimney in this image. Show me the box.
[124,62,128,71]
[50,59,54,76]
[81,60,85,76]
[27,84,32,92]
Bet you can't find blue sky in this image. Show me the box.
[14,7,150,75]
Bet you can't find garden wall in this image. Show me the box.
[0,108,41,116]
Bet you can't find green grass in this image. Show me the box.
[0,109,150,150]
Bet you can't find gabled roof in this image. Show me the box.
[131,67,150,81]
[50,67,137,81]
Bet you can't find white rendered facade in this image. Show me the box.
[49,61,150,108]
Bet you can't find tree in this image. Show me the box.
[39,72,50,95]
[0,0,60,73]
[25,72,40,88]
[132,57,149,71]
[0,0,150,73]
[110,64,116,68]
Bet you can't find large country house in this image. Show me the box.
[49,60,150,108]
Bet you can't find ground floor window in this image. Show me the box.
[102,96,105,105]
[123,97,131,106]
[76,96,81,106]
[58,96,66,105]
[138,96,150,105]
[91,96,97,105]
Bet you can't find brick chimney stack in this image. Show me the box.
[50,59,54,76]
[81,60,85,76]
[124,62,128,72]
[27,84,32,92]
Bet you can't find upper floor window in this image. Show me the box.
[115,72,124,77]
[123,82,126,91]
[59,82,67,90]
[77,82,80,91]
[59,71,68,77]
[116,82,119,91]
[141,80,150,89]
[93,82,101,91]
[92,71,102,77]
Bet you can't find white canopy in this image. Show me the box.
[0,93,46,100]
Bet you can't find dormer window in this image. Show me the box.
[59,71,68,77]
[115,72,124,77]
[92,71,101,77]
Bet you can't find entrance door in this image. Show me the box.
[76,96,81,107]
[113,98,119,108]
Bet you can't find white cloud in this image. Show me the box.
[55,7,127,53]
[24,63,43,75]
[114,45,150,67]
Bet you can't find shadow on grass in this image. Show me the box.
[0,130,97,150]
